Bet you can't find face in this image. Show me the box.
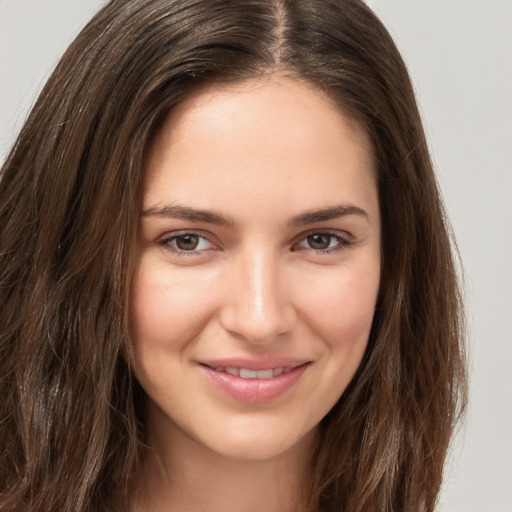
[131,77,381,462]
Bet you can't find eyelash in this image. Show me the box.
[156,230,353,257]
[157,232,217,257]
[293,231,353,254]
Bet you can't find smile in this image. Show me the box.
[200,361,311,404]
[210,366,293,379]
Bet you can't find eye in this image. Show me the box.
[157,232,216,254]
[294,231,352,253]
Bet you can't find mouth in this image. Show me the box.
[203,365,299,379]
[199,360,311,404]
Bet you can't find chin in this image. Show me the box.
[196,422,319,463]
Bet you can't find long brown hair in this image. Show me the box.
[0,1,467,511]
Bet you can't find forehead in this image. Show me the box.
[148,77,373,169]
[143,76,377,222]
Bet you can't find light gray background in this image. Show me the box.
[1,1,511,511]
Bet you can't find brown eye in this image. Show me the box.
[175,234,200,250]
[293,231,352,254]
[306,233,332,250]
[158,232,216,255]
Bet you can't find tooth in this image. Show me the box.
[225,367,239,377]
[256,369,273,379]
[239,369,257,379]
[215,367,224,372]
[272,368,284,377]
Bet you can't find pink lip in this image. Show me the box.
[199,357,309,371]
[199,358,311,404]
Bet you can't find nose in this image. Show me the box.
[218,249,296,345]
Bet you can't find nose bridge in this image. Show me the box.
[220,245,294,343]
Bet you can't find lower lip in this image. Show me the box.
[200,364,310,404]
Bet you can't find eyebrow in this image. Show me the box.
[288,205,370,226]
[142,204,235,226]
[142,203,369,227]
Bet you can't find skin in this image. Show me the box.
[130,76,381,512]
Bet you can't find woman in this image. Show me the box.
[0,1,467,511]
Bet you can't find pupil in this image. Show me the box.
[308,234,330,250]
[176,235,199,250]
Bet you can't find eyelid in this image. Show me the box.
[157,230,220,255]
[155,228,354,257]
[292,229,354,253]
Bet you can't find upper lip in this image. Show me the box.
[198,357,311,371]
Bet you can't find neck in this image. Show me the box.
[131,411,316,512]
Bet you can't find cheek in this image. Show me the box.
[297,265,380,353]
[130,260,218,352]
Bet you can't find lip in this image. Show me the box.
[199,357,309,371]
[198,358,311,404]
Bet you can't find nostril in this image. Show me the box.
[217,255,296,344]
[218,305,296,345]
